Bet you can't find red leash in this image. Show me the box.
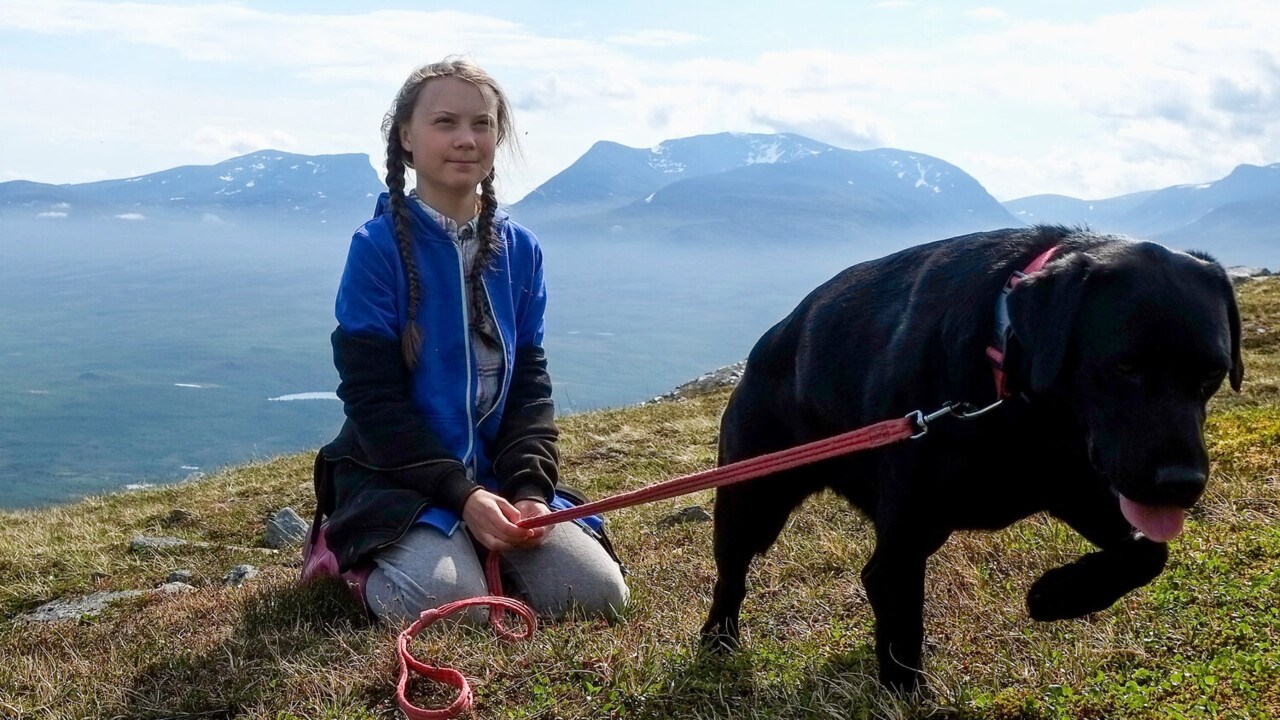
[395,412,935,718]
[395,595,535,719]
[517,414,917,530]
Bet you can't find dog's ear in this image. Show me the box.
[1226,285,1244,391]
[1006,253,1092,393]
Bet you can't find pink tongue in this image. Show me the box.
[1119,495,1186,542]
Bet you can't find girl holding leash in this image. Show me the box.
[303,57,628,626]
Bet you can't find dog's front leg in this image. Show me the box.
[1027,494,1168,621]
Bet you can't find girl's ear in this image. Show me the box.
[398,125,412,155]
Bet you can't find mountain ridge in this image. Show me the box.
[0,150,383,223]
[1002,162,1280,265]
[509,132,1018,251]
[511,132,835,221]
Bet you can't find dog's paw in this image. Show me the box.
[878,663,923,696]
[698,617,741,654]
[1026,565,1108,621]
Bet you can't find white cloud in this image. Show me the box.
[191,126,299,158]
[514,73,594,112]
[0,1,621,85]
[965,7,1009,22]
[748,101,894,150]
[114,213,146,220]
[605,30,702,48]
[37,211,67,218]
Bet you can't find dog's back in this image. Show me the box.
[728,227,1049,450]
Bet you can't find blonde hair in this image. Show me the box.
[382,57,517,367]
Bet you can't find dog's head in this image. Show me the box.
[1006,239,1243,542]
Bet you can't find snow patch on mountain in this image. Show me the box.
[744,137,822,165]
[890,155,950,194]
[648,143,687,174]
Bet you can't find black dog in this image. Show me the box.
[700,226,1243,691]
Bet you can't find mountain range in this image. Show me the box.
[0,151,382,225]
[3,133,1277,266]
[1004,162,1280,266]
[510,133,1017,252]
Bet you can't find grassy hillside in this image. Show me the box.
[2,279,1278,720]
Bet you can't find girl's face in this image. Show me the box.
[400,76,499,208]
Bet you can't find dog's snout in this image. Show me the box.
[1155,466,1206,507]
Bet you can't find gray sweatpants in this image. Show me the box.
[364,520,628,626]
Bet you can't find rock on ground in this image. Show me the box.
[658,505,714,528]
[645,361,746,404]
[264,507,309,549]
[15,591,145,623]
[223,565,258,586]
[1227,266,1273,284]
[130,535,187,552]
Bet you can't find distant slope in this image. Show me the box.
[1118,163,1280,237]
[525,139,1016,253]
[1002,163,1280,267]
[511,132,834,224]
[0,151,384,224]
[1155,194,1280,266]
[1003,191,1156,229]
[514,131,1013,252]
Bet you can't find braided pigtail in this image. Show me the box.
[469,169,503,349]
[385,130,425,368]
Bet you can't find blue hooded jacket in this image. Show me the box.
[318,193,597,570]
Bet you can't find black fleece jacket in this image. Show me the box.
[317,327,560,571]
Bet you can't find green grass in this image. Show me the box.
[2,278,1279,719]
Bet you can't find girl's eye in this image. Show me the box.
[435,117,454,125]
[1114,363,1137,378]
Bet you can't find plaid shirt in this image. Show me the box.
[410,192,503,417]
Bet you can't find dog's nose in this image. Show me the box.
[1155,466,1206,507]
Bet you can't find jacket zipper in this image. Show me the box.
[478,247,555,468]
[452,237,478,474]
[476,276,509,429]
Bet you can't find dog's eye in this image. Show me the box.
[1114,363,1138,378]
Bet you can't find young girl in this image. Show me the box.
[304,58,628,626]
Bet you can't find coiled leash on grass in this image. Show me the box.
[395,407,974,718]
[396,594,535,719]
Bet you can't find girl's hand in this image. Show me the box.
[513,499,552,548]
[462,490,535,552]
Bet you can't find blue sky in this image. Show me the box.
[2,0,1277,202]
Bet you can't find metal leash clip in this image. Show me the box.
[952,398,1005,419]
[908,403,957,439]
[908,397,1006,439]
